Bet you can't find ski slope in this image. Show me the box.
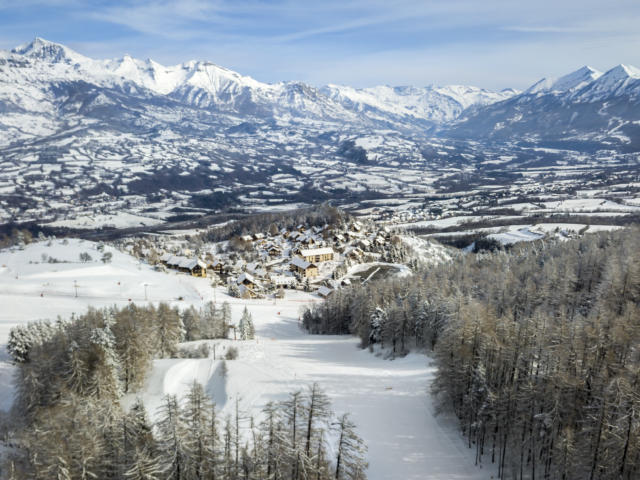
[0,239,492,479]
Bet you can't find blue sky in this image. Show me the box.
[1,0,639,89]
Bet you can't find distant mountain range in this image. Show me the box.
[1,37,517,136]
[2,38,638,148]
[0,38,638,227]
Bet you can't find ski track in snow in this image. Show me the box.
[0,239,493,479]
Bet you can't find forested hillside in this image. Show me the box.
[2,303,367,479]
[303,227,640,479]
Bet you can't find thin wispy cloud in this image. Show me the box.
[503,26,589,34]
[0,0,638,89]
[86,0,224,39]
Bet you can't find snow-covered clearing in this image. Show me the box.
[345,262,412,282]
[487,227,544,245]
[47,212,164,229]
[427,223,624,246]
[0,239,491,479]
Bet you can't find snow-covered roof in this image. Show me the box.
[238,272,260,286]
[166,255,182,266]
[178,258,206,270]
[291,257,314,269]
[270,274,297,285]
[246,262,260,272]
[317,286,333,297]
[300,247,334,257]
[238,272,254,283]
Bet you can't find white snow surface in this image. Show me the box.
[321,83,516,123]
[47,212,164,229]
[0,238,491,479]
[526,66,603,94]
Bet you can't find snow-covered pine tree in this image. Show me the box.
[221,301,232,337]
[124,447,163,480]
[7,320,55,363]
[155,303,184,358]
[303,383,332,458]
[200,301,218,339]
[89,326,123,400]
[260,401,284,479]
[65,339,90,396]
[246,317,255,340]
[181,381,212,479]
[204,400,222,478]
[239,307,255,340]
[222,414,236,478]
[333,413,368,480]
[368,307,386,347]
[155,395,188,480]
[181,305,202,341]
[281,390,306,480]
[127,398,156,456]
[112,304,153,392]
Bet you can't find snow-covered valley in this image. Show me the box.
[1,38,639,230]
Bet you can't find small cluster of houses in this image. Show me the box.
[153,220,395,299]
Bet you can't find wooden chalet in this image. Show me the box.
[181,258,207,277]
[208,259,228,275]
[239,284,260,299]
[237,272,261,289]
[290,257,318,279]
[161,254,207,277]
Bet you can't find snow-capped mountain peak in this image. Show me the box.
[551,65,602,92]
[320,83,516,124]
[572,63,640,101]
[11,37,89,65]
[525,65,603,95]
[602,63,640,80]
[181,60,270,93]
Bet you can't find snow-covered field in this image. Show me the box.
[0,239,490,479]
[47,212,164,229]
[426,223,623,246]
